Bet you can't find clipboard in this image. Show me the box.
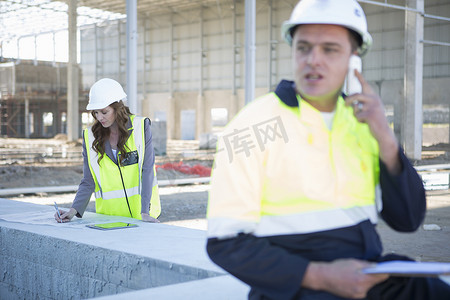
[86,222,138,230]
[363,261,450,277]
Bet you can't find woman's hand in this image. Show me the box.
[54,207,77,223]
[141,213,160,223]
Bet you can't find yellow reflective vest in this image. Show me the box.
[84,115,161,219]
[207,90,381,239]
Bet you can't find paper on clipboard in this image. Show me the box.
[363,261,450,277]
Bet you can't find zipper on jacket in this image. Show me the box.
[117,163,133,218]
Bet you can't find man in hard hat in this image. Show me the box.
[206,0,450,299]
[55,78,161,223]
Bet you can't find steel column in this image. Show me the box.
[244,0,255,104]
[126,0,138,113]
[67,0,79,141]
[403,0,424,159]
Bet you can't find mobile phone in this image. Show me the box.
[345,55,362,95]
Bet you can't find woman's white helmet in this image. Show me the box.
[281,0,373,56]
[87,78,127,110]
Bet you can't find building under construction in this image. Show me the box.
[0,59,87,138]
[0,0,449,160]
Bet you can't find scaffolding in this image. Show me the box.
[0,59,86,138]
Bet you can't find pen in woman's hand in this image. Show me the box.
[54,201,63,223]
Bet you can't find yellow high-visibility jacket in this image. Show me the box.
[85,115,161,219]
[206,80,426,300]
[207,81,381,239]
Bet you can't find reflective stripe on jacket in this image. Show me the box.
[85,115,161,219]
[207,84,381,239]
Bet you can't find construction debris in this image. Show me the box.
[423,224,442,231]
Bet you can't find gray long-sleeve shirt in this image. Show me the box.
[72,117,155,217]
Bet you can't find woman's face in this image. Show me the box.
[93,105,116,128]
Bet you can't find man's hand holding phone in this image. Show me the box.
[345,65,401,175]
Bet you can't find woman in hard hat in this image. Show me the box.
[54,78,161,223]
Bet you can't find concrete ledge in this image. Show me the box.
[0,198,249,299]
[95,275,248,299]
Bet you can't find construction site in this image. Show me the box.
[1,0,450,299]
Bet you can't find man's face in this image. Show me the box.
[292,24,353,111]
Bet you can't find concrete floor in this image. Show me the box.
[8,185,450,263]
[377,189,450,262]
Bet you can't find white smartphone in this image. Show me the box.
[345,55,362,95]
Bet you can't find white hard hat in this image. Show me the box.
[87,78,127,110]
[281,0,373,56]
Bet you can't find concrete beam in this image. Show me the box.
[126,0,138,114]
[196,94,205,139]
[24,98,30,138]
[197,8,205,139]
[267,0,273,91]
[232,0,237,96]
[403,0,424,160]
[168,18,175,140]
[95,275,248,299]
[67,0,79,141]
[244,0,255,105]
[0,198,249,299]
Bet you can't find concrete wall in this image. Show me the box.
[79,0,450,89]
[78,0,450,140]
[377,77,450,106]
[0,198,249,299]
[145,76,450,139]
[1,228,213,299]
[143,87,267,139]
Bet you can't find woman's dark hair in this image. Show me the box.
[91,100,132,165]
